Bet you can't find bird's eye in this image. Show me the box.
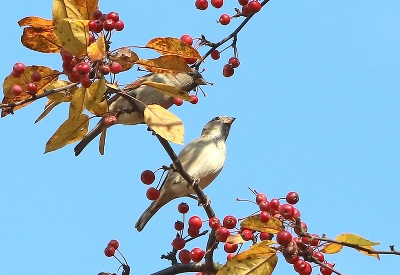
[212,116,220,121]
[188,70,195,76]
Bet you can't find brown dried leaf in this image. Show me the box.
[146,37,201,60]
[35,101,61,123]
[2,65,59,117]
[69,87,86,120]
[87,33,106,62]
[109,48,139,72]
[144,105,184,144]
[19,16,61,53]
[136,55,190,74]
[240,215,284,234]
[217,241,277,275]
[45,114,89,153]
[226,234,246,245]
[84,79,107,115]
[46,80,78,102]
[141,80,191,101]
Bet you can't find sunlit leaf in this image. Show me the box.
[240,215,284,234]
[336,233,380,247]
[144,105,183,144]
[321,243,343,254]
[45,113,89,153]
[217,241,277,275]
[146,37,201,60]
[69,87,86,120]
[46,80,78,102]
[141,80,191,101]
[19,16,61,53]
[136,55,190,74]
[2,66,59,117]
[35,100,61,123]
[84,79,107,115]
[109,48,139,72]
[226,234,246,245]
[87,33,106,62]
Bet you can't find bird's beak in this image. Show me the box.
[196,77,208,85]
[224,117,236,125]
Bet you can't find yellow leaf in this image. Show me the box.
[142,80,192,101]
[84,79,107,115]
[240,215,284,234]
[87,33,106,61]
[217,241,277,275]
[19,16,61,53]
[320,243,343,254]
[69,87,86,120]
[144,105,184,144]
[2,66,59,117]
[136,55,190,74]
[46,80,78,102]
[226,234,246,245]
[358,246,380,260]
[35,101,61,123]
[336,233,380,247]
[109,47,139,72]
[99,128,106,155]
[45,114,89,153]
[146,37,202,60]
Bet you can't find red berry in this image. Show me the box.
[140,170,155,185]
[63,59,76,73]
[94,20,104,33]
[26,82,38,94]
[100,64,110,75]
[276,230,292,246]
[293,259,307,273]
[11,85,23,96]
[282,244,297,258]
[180,34,193,46]
[178,202,189,213]
[269,198,280,210]
[219,14,231,25]
[313,251,325,262]
[103,19,115,31]
[208,217,221,230]
[259,211,270,223]
[107,12,120,22]
[92,10,103,20]
[294,221,308,235]
[172,237,186,250]
[104,115,118,127]
[286,191,299,204]
[238,0,248,5]
[146,187,160,200]
[224,243,238,253]
[188,227,200,237]
[175,220,184,231]
[223,215,237,229]
[110,62,122,74]
[76,62,91,75]
[104,246,115,257]
[107,239,119,249]
[114,20,124,31]
[173,97,184,106]
[30,71,42,82]
[256,193,267,204]
[11,70,21,78]
[195,0,208,10]
[80,74,92,88]
[60,49,73,61]
[228,57,240,68]
[259,201,270,212]
[68,71,81,83]
[227,253,235,260]
[99,14,107,22]
[190,248,205,262]
[300,262,312,275]
[188,215,202,229]
[259,232,270,241]
[179,249,191,264]
[189,95,198,104]
[310,234,320,246]
[320,263,334,275]
[279,203,295,220]
[248,0,262,13]
[241,5,251,16]
[215,227,230,242]
[211,49,220,60]
[88,20,98,32]
[211,0,223,8]
[241,229,253,241]
[13,62,25,74]
[285,254,299,264]
[222,64,234,77]
[293,208,301,220]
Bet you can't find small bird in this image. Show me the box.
[74,69,206,156]
[135,116,235,231]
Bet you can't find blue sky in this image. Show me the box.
[1,1,399,274]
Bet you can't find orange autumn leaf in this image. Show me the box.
[87,33,106,62]
[109,48,139,72]
[136,55,190,74]
[19,16,62,53]
[146,37,202,60]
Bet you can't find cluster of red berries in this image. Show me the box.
[140,170,160,201]
[210,49,241,77]
[104,239,120,257]
[10,62,43,96]
[89,10,124,33]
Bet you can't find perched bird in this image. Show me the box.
[74,69,206,156]
[135,116,235,231]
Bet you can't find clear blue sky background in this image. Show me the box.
[1,1,399,274]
